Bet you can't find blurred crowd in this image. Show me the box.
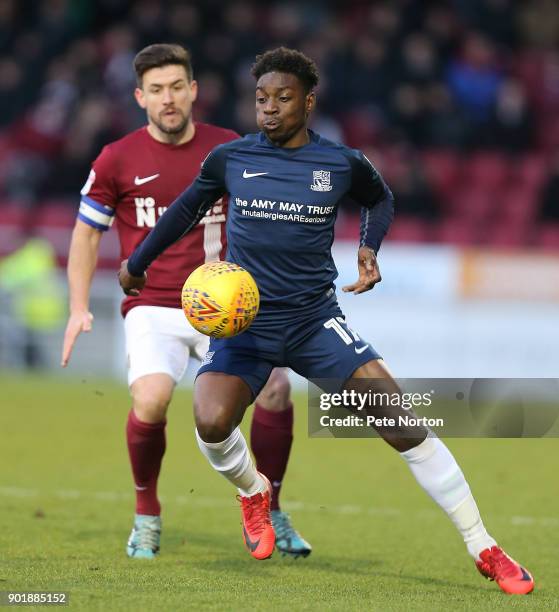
[0,0,558,245]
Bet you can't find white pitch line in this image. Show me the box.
[1,485,557,526]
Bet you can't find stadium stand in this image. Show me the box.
[1,0,559,264]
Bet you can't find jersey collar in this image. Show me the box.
[258,129,319,151]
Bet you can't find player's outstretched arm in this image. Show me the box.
[121,145,228,293]
[120,182,216,296]
[61,220,102,367]
[342,246,381,294]
[343,150,394,295]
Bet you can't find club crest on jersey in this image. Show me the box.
[310,170,333,192]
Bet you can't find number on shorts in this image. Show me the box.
[323,317,361,345]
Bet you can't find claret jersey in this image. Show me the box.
[77,123,239,316]
[128,130,394,321]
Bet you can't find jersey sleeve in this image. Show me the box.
[127,143,228,276]
[77,145,117,232]
[346,150,394,253]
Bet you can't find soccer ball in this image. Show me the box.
[181,261,260,338]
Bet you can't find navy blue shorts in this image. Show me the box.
[197,300,381,398]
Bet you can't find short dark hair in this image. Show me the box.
[133,43,193,86]
[251,47,319,93]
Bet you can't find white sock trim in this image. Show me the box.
[195,426,240,451]
[400,435,438,463]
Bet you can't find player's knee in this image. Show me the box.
[194,401,235,443]
[196,417,233,443]
[132,390,171,424]
[130,374,174,423]
[257,369,291,411]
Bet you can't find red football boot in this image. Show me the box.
[476,546,534,594]
[238,474,275,560]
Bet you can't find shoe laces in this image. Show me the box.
[136,519,160,551]
[238,493,270,535]
[486,547,518,579]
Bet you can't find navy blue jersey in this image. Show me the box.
[128,130,394,321]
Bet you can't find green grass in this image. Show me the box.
[1,374,557,611]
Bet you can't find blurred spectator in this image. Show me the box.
[515,50,559,119]
[1,153,49,205]
[37,0,82,58]
[422,82,469,148]
[233,92,258,135]
[102,25,137,108]
[422,5,460,59]
[0,237,65,368]
[165,4,203,58]
[446,32,503,124]
[346,35,393,108]
[13,56,78,157]
[487,79,534,152]
[223,1,265,60]
[0,58,27,127]
[389,84,425,146]
[539,152,559,221]
[267,3,305,46]
[40,95,115,198]
[0,0,17,52]
[389,152,439,219]
[130,0,166,47]
[65,37,104,94]
[454,0,516,47]
[366,3,402,42]
[309,113,343,145]
[517,0,559,50]
[398,33,441,85]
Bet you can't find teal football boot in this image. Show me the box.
[126,514,161,559]
[271,510,312,558]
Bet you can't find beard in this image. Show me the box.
[151,109,189,135]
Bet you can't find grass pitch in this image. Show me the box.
[1,374,557,611]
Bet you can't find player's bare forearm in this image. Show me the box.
[67,220,102,313]
[62,220,102,366]
[342,246,382,295]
